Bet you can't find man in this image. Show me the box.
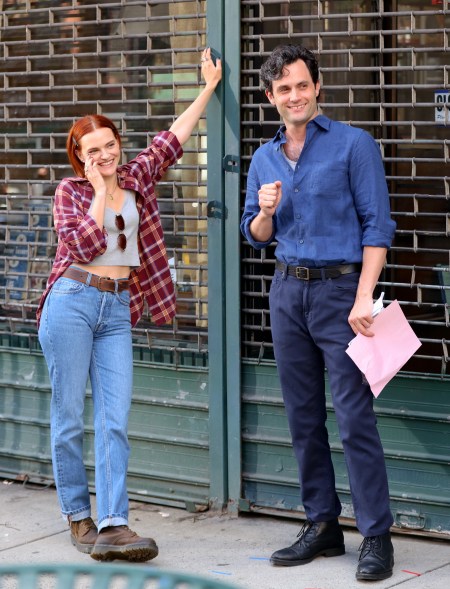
[240,45,396,582]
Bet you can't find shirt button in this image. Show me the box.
[294,188,299,192]
[299,239,304,244]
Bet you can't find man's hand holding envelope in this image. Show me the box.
[346,298,422,397]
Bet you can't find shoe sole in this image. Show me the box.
[270,545,345,567]
[70,535,94,555]
[90,545,159,563]
[356,569,393,581]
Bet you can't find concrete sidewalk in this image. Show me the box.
[1,480,449,589]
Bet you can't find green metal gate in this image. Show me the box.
[0,0,225,511]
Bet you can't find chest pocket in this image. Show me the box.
[309,162,349,199]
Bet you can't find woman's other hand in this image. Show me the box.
[200,47,222,90]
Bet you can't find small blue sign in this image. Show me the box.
[434,90,449,125]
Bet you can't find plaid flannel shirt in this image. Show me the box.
[36,131,182,328]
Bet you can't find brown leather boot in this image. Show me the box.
[70,517,98,554]
[90,525,158,562]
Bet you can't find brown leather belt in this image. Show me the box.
[62,267,129,292]
[276,261,362,280]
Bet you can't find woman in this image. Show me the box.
[37,48,221,563]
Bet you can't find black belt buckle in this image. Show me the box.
[295,266,310,280]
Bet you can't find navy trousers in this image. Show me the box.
[269,269,393,537]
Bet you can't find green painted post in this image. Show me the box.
[206,0,227,509]
[223,0,242,513]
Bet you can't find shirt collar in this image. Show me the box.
[273,114,331,146]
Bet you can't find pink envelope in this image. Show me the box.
[346,300,422,397]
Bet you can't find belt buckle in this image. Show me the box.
[97,276,111,291]
[295,266,310,280]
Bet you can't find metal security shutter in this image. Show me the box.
[239,0,450,536]
[1,0,210,359]
[0,1,214,510]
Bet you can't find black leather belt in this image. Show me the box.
[62,267,129,292]
[275,261,362,280]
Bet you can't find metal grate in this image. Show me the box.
[0,562,243,589]
[240,0,449,377]
[0,0,209,367]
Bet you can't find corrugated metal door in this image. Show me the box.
[0,0,224,511]
[238,0,450,537]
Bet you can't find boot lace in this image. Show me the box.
[119,525,138,538]
[358,536,380,560]
[296,520,314,543]
[71,517,97,539]
[84,518,97,532]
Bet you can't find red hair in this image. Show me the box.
[66,114,122,177]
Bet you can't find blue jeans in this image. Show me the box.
[269,269,393,537]
[38,272,133,531]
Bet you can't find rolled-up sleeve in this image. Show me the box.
[54,182,107,263]
[240,155,276,249]
[350,131,396,248]
[127,131,183,189]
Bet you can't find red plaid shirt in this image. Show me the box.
[36,131,182,328]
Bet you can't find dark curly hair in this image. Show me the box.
[260,45,319,93]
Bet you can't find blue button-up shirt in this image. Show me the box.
[241,115,396,267]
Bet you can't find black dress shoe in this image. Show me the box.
[356,532,394,581]
[270,519,345,567]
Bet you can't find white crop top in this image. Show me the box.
[86,189,140,268]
